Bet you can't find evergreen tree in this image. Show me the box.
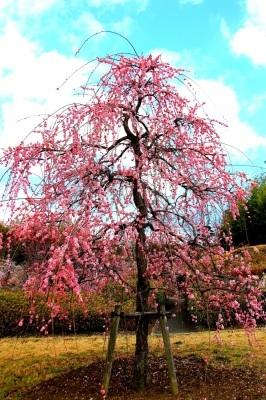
[222,175,266,246]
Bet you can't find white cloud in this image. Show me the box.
[230,0,266,65]
[0,22,89,148]
[0,0,56,17]
[89,0,149,11]
[68,12,105,51]
[231,24,266,65]
[246,0,266,24]
[150,47,196,73]
[179,0,203,5]
[0,22,38,73]
[17,0,56,15]
[247,93,266,114]
[150,49,181,66]
[74,12,105,36]
[220,18,231,40]
[112,16,133,36]
[191,79,266,157]
[90,0,127,5]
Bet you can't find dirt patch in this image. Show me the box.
[18,355,266,400]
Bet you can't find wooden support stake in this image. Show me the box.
[159,304,179,396]
[102,304,121,396]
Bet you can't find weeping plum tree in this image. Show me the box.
[1,53,264,389]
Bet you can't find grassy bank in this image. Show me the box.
[0,328,265,399]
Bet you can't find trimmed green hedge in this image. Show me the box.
[0,290,109,337]
[0,280,136,337]
[0,290,30,336]
[0,289,217,337]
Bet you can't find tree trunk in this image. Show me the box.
[134,314,149,389]
[130,148,150,389]
[133,235,150,390]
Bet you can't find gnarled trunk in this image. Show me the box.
[129,128,150,389]
[134,314,149,389]
[133,234,150,390]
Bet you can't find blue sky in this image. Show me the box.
[0,0,266,176]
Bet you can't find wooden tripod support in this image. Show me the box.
[102,304,178,396]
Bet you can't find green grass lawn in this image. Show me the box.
[0,328,265,399]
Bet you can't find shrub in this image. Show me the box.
[0,290,109,337]
[0,290,34,336]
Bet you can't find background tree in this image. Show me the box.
[0,222,28,288]
[221,175,266,247]
[0,54,264,390]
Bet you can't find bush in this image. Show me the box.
[0,290,31,336]
[0,290,109,337]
